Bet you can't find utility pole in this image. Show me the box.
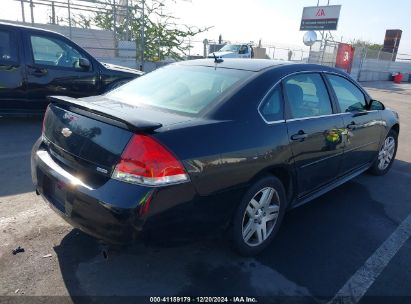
[140,0,145,71]
[30,0,34,24]
[20,0,25,23]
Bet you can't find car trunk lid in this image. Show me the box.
[42,96,191,184]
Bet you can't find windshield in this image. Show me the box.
[106,65,252,115]
[219,44,241,52]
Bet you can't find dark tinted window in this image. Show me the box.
[327,74,366,112]
[107,65,252,115]
[0,30,18,63]
[284,73,332,119]
[260,86,283,122]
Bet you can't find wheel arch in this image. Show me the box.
[391,123,400,135]
[247,165,295,208]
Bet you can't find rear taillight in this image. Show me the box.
[112,134,189,186]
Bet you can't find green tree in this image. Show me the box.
[350,39,383,51]
[73,0,210,61]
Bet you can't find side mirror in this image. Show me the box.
[79,57,91,69]
[239,48,246,55]
[369,99,385,111]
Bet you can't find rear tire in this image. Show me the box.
[369,129,398,176]
[230,176,286,256]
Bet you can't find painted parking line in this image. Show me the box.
[329,212,411,304]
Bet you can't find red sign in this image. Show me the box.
[316,9,326,17]
[335,43,355,73]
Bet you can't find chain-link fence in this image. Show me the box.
[7,0,411,79]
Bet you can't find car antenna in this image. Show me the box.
[213,52,224,63]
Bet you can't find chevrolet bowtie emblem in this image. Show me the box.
[61,127,72,138]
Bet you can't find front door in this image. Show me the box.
[0,27,26,113]
[325,74,384,174]
[284,73,345,197]
[23,32,100,111]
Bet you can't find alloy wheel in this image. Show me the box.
[241,187,280,247]
[378,136,396,170]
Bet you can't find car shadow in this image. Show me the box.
[53,160,411,301]
[0,117,42,197]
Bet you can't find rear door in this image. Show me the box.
[325,73,383,173]
[284,72,345,197]
[23,31,100,111]
[0,26,26,112]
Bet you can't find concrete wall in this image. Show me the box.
[358,59,411,82]
[253,47,268,59]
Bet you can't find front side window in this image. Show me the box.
[260,86,284,122]
[327,74,366,112]
[107,65,252,115]
[30,35,88,70]
[284,73,332,119]
[0,30,18,63]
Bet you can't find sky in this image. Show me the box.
[1,0,411,54]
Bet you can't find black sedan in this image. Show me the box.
[31,59,400,255]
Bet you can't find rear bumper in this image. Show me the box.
[31,138,199,244]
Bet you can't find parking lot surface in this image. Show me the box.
[0,81,411,303]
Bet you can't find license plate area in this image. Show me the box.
[43,175,67,214]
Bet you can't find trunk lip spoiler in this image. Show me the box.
[47,96,163,132]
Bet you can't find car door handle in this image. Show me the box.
[347,121,356,129]
[291,130,308,141]
[28,66,48,77]
[352,111,368,117]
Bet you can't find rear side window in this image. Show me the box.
[0,30,18,64]
[326,74,367,112]
[107,65,252,115]
[260,86,284,122]
[284,73,332,119]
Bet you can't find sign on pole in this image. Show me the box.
[335,43,355,73]
[300,5,341,31]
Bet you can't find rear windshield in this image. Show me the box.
[106,65,252,115]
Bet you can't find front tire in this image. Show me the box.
[231,176,286,256]
[369,129,398,176]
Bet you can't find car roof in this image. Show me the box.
[177,59,342,74]
[178,59,290,72]
[0,21,64,36]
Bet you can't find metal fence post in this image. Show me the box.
[20,0,25,23]
[140,0,145,71]
[30,0,34,23]
[125,0,130,41]
[113,0,117,38]
[321,40,327,64]
[67,0,72,39]
[357,47,368,82]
